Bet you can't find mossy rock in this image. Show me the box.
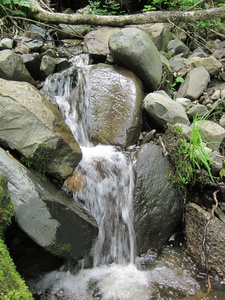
[0,174,14,236]
[0,239,34,299]
[0,174,34,299]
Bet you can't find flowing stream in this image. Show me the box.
[29,55,225,299]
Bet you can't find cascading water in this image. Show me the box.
[30,55,204,299]
[43,54,136,267]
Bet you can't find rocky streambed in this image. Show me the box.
[0,20,225,298]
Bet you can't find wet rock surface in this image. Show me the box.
[89,64,143,148]
[134,142,182,253]
[0,147,98,260]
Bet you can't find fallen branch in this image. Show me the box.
[28,1,225,26]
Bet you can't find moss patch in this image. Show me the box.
[0,174,34,299]
[21,143,53,175]
[0,239,34,300]
[0,175,14,236]
[46,240,71,257]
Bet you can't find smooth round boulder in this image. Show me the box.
[89,64,143,148]
[109,28,162,92]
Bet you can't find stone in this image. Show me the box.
[130,23,172,50]
[191,56,222,76]
[211,89,221,100]
[175,97,192,108]
[0,148,98,260]
[55,57,70,72]
[219,114,225,126]
[169,55,185,72]
[221,88,225,100]
[189,47,207,58]
[29,24,46,42]
[143,91,190,127]
[0,38,14,49]
[22,38,44,52]
[15,43,31,54]
[187,104,209,120]
[134,143,182,253]
[40,55,57,79]
[0,49,35,85]
[63,172,86,192]
[185,202,225,278]
[177,66,210,100]
[0,78,82,181]
[21,53,41,80]
[167,38,189,57]
[89,64,143,148]
[109,27,162,92]
[194,120,225,150]
[210,150,223,175]
[58,24,93,39]
[174,123,191,140]
[84,27,121,56]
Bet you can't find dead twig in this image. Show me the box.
[159,136,169,156]
[202,189,219,300]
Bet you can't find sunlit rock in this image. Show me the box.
[0,78,82,181]
[143,90,190,127]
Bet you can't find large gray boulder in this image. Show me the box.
[0,49,35,85]
[134,143,182,253]
[89,64,143,148]
[108,28,162,92]
[0,147,98,259]
[0,78,82,181]
[185,203,225,278]
[177,66,210,100]
[143,91,190,127]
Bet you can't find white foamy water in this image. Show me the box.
[30,251,201,300]
[73,145,136,266]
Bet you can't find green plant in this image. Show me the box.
[0,175,14,237]
[165,114,215,193]
[188,117,214,182]
[47,240,71,257]
[0,0,30,17]
[142,4,156,12]
[88,0,125,15]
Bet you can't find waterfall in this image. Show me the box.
[42,55,136,266]
[31,55,202,300]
